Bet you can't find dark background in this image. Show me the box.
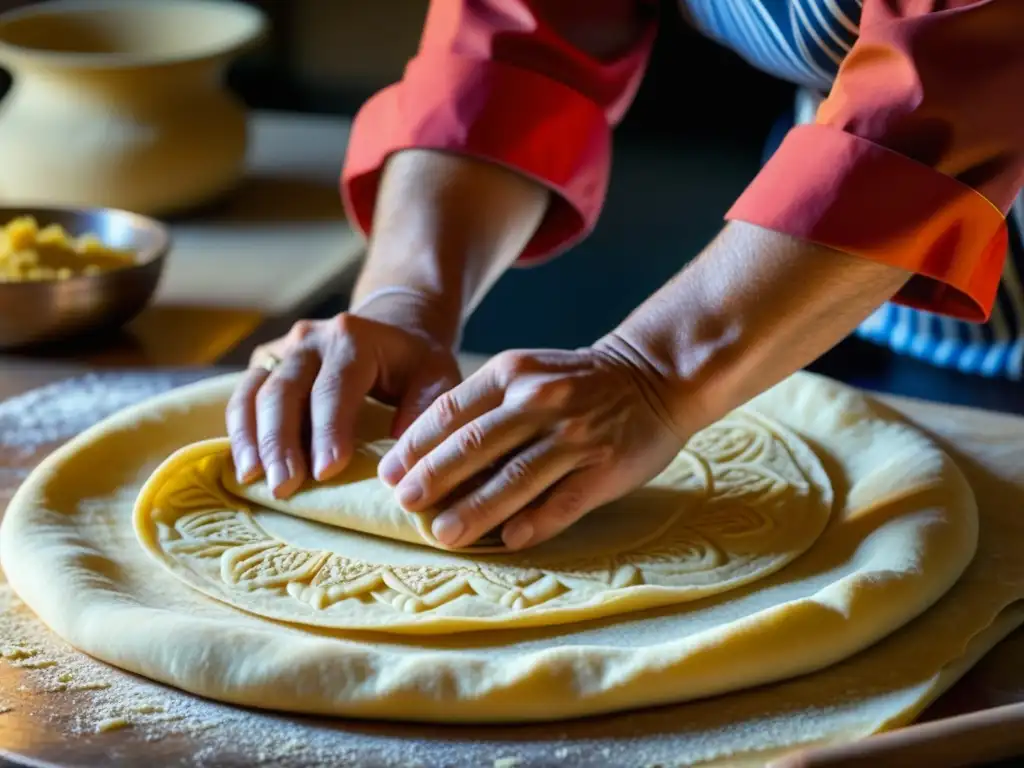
[0,0,795,353]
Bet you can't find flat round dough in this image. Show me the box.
[0,372,978,723]
[131,401,833,633]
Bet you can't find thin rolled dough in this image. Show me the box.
[0,372,978,723]
[132,404,833,632]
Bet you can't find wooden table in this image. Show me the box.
[1,110,365,369]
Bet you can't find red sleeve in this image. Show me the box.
[726,0,1024,322]
[341,0,657,263]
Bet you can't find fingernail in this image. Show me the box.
[377,452,404,486]
[432,513,465,545]
[235,447,260,483]
[396,480,422,507]
[266,460,290,493]
[313,446,339,481]
[503,521,534,550]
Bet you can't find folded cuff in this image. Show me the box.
[726,124,1007,322]
[342,52,612,263]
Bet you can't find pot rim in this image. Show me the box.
[0,0,268,70]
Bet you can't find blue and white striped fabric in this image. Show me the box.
[683,0,861,92]
[681,0,1024,379]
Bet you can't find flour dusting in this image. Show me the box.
[0,371,208,454]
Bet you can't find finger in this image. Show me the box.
[392,406,542,512]
[255,348,320,498]
[309,342,377,481]
[226,367,271,483]
[501,468,608,550]
[378,365,504,487]
[429,438,582,549]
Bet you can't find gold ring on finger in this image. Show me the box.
[258,353,283,373]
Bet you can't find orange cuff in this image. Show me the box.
[342,52,612,263]
[726,124,1007,322]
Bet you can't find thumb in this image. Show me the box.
[391,357,463,438]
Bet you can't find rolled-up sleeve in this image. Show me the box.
[342,0,657,262]
[726,0,1024,322]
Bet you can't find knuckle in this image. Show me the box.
[332,312,361,335]
[289,319,316,341]
[312,420,343,442]
[457,493,490,526]
[256,433,286,459]
[501,456,534,485]
[493,350,533,380]
[431,393,461,433]
[414,454,441,488]
[456,422,487,455]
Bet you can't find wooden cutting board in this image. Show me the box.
[0,368,1022,768]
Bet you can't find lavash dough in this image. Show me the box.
[0,372,978,723]
[132,403,833,632]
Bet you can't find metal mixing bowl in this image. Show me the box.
[0,206,170,350]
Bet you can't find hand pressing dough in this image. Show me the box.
[0,372,978,723]
[132,405,833,632]
[224,437,515,552]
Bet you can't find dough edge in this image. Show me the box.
[0,372,979,723]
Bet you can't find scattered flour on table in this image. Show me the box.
[0,371,209,454]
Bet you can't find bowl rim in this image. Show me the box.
[0,0,268,70]
[0,204,171,290]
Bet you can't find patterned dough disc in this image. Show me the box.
[132,405,833,633]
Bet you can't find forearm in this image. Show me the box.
[601,221,911,436]
[352,149,550,347]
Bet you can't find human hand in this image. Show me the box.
[376,343,685,550]
[226,300,462,499]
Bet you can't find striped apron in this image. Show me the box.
[682,0,1024,379]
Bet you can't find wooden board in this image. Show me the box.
[0,366,1022,768]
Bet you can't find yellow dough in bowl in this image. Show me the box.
[0,372,978,723]
[0,215,135,282]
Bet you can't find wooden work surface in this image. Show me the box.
[0,364,1022,768]
[0,110,365,369]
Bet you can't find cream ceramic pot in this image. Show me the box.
[0,0,266,215]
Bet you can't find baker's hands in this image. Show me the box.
[226,302,461,498]
[377,342,685,550]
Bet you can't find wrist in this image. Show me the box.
[592,327,715,442]
[349,284,463,350]
[598,221,910,440]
